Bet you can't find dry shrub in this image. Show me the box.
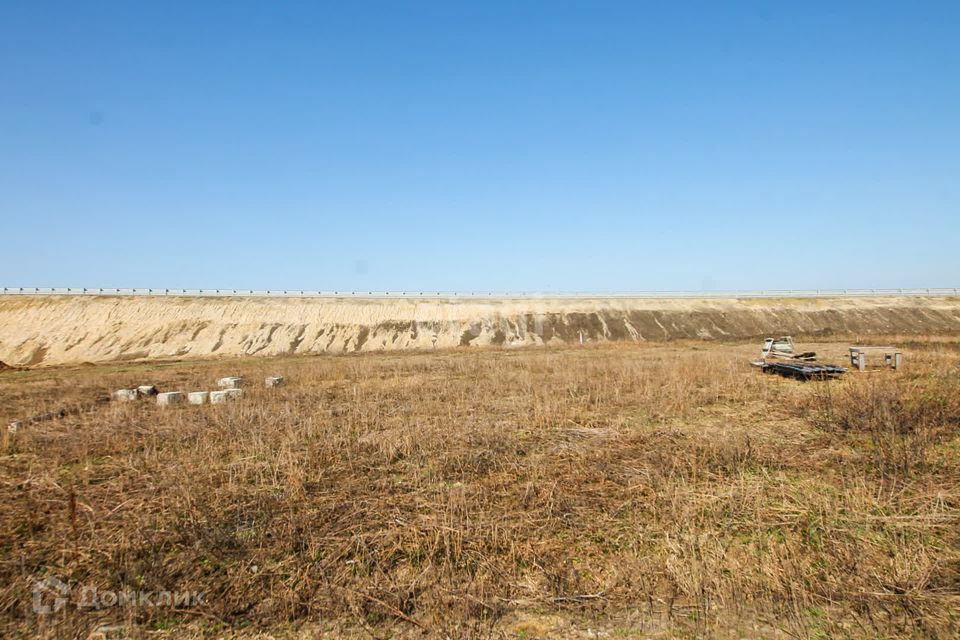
[805,373,960,482]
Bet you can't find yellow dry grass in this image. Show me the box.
[1,339,958,638]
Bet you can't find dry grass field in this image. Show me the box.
[1,339,959,638]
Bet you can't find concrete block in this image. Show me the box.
[217,377,243,389]
[265,376,284,387]
[157,392,185,406]
[8,421,22,433]
[188,391,209,405]
[112,389,139,402]
[137,385,158,396]
[210,388,243,404]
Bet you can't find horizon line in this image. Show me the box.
[3,286,959,300]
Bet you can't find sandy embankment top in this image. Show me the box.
[0,294,958,366]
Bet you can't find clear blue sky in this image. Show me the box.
[2,1,958,291]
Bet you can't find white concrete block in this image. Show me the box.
[217,377,243,389]
[112,389,139,402]
[137,385,158,396]
[210,388,242,404]
[157,391,185,406]
[265,376,284,387]
[188,391,209,405]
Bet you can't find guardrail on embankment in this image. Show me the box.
[1,287,958,299]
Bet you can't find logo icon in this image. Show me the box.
[32,577,70,615]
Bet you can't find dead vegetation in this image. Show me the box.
[1,340,959,638]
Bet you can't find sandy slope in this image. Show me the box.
[1,294,959,366]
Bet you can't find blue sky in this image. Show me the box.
[2,1,958,291]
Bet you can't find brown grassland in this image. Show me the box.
[1,338,959,638]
